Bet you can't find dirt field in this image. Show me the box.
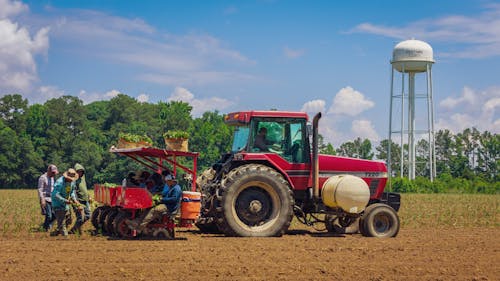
[1,226,498,281]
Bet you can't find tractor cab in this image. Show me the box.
[227,111,311,164]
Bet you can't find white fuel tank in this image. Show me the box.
[321,175,370,214]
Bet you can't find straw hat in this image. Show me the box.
[63,168,79,182]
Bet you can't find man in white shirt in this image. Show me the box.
[37,164,59,231]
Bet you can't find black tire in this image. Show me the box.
[104,208,120,236]
[325,215,359,234]
[154,229,170,239]
[91,206,104,230]
[359,203,400,238]
[113,212,134,239]
[98,207,112,234]
[216,164,294,237]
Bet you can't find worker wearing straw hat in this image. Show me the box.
[50,168,79,237]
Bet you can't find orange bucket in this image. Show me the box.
[181,191,201,220]
[180,191,201,220]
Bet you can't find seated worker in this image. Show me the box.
[137,171,151,188]
[147,173,164,194]
[126,174,182,233]
[254,127,282,153]
[122,172,139,187]
[254,127,272,151]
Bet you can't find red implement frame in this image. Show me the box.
[109,146,199,191]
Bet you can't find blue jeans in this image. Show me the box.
[42,202,55,231]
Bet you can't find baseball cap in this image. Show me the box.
[48,164,59,174]
[165,174,176,181]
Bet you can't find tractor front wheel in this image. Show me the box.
[216,164,294,237]
[359,203,400,238]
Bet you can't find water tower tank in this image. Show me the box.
[392,39,434,73]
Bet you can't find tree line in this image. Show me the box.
[0,94,497,193]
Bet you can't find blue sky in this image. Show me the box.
[1,0,499,146]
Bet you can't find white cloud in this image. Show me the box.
[76,89,121,104]
[440,86,476,109]
[436,86,500,133]
[105,89,120,98]
[139,71,254,86]
[167,87,234,117]
[284,46,305,59]
[0,17,49,93]
[300,99,325,114]
[0,0,28,19]
[349,3,500,58]
[37,85,64,101]
[45,10,254,86]
[328,86,374,116]
[136,93,149,103]
[351,119,380,142]
[301,88,379,146]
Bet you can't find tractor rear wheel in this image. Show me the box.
[359,203,400,238]
[113,212,134,239]
[216,164,294,237]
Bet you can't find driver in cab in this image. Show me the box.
[254,127,281,153]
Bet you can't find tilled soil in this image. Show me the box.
[0,227,498,281]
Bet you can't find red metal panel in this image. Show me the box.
[225,111,309,124]
[120,187,153,209]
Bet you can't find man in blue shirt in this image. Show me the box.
[127,174,182,233]
[50,168,79,237]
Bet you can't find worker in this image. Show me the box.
[50,168,79,237]
[137,171,151,188]
[126,174,182,233]
[37,164,59,232]
[254,127,272,151]
[147,172,164,193]
[254,127,282,153]
[69,163,91,234]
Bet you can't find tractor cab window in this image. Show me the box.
[231,126,250,152]
[250,118,309,163]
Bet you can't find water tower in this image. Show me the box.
[388,39,436,181]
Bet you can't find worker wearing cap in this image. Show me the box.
[50,168,79,237]
[69,163,91,234]
[38,164,59,231]
[127,174,182,233]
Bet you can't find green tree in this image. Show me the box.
[337,137,373,159]
[376,139,401,176]
[0,94,28,134]
[189,111,232,170]
[318,134,336,155]
[0,119,21,186]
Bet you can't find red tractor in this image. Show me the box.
[196,111,400,237]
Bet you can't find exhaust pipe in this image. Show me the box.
[312,112,322,200]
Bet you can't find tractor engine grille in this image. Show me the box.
[369,179,380,196]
